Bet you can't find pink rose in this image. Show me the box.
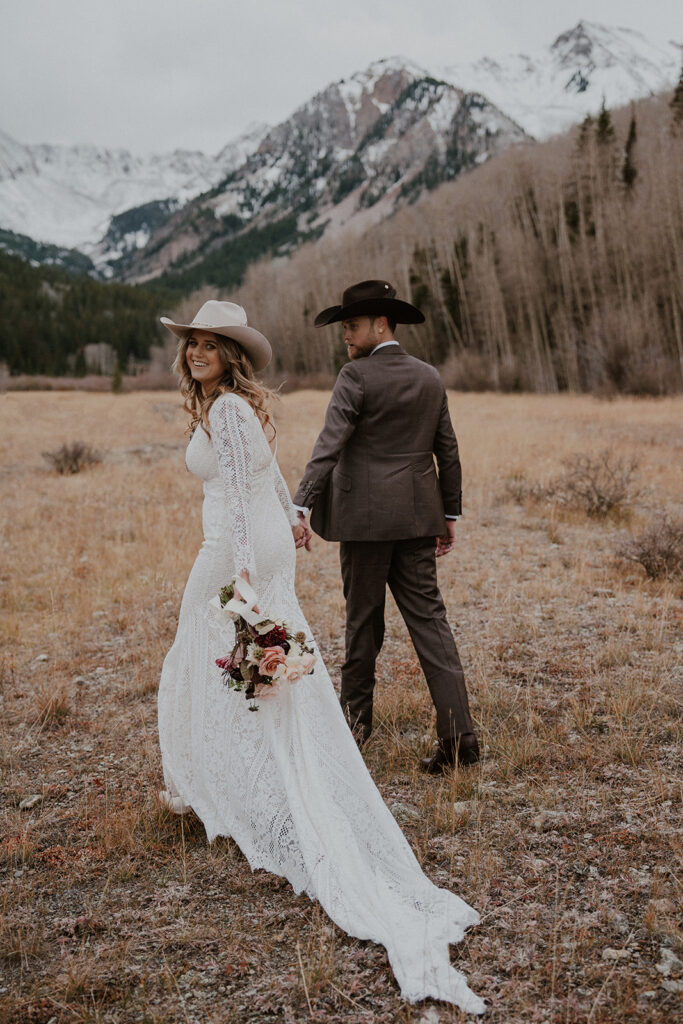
[258,646,287,677]
[275,652,317,685]
[299,652,316,675]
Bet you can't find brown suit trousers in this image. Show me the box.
[339,537,473,744]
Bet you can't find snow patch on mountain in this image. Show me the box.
[439,21,680,139]
[0,123,269,252]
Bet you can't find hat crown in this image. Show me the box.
[341,280,396,308]
[191,300,248,330]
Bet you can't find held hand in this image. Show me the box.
[295,511,312,551]
[292,523,308,549]
[435,519,456,558]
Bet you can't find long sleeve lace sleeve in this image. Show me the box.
[208,395,257,580]
[273,460,299,526]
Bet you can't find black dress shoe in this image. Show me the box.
[420,733,480,775]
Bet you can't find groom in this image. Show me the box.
[293,280,479,773]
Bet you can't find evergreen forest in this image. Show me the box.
[0,254,173,376]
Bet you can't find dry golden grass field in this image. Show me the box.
[1,389,681,1024]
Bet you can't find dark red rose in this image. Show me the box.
[260,626,289,651]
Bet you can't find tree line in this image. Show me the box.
[0,253,173,376]
[229,85,683,394]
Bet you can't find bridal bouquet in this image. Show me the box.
[210,578,316,710]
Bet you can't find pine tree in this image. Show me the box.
[671,62,683,131]
[73,349,86,377]
[594,98,617,189]
[622,108,637,191]
[111,360,123,394]
[595,98,615,146]
[577,114,594,152]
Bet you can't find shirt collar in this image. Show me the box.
[370,340,400,355]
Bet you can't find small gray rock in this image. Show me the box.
[656,948,681,977]
[19,794,43,811]
[390,801,419,824]
[602,947,631,961]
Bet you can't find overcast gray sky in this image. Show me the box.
[1,0,680,155]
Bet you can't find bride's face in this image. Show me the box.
[186,330,224,392]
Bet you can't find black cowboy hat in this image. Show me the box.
[314,279,425,327]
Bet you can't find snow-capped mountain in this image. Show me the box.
[122,58,526,282]
[0,123,269,254]
[0,20,679,281]
[439,21,680,139]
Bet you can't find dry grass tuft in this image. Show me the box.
[616,511,683,579]
[32,682,70,728]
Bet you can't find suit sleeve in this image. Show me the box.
[293,363,363,510]
[433,389,462,517]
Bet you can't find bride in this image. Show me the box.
[157,299,485,1014]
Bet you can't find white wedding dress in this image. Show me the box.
[157,392,485,1014]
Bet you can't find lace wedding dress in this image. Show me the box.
[158,392,485,1014]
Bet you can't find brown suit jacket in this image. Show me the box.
[293,345,462,542]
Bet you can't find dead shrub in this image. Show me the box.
[616,512,683,579]
[501,472,545,505]
[42,440,102,474]
[548,450,640,518]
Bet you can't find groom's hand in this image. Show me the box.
[294,512,312,551]
[435,520,456,558]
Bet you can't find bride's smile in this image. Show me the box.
[186,330,223,391]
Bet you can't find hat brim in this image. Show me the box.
[160,317,272,372]
[314,297,425,328]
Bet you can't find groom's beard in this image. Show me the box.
[346,344,372,360]
[345,330,382,360]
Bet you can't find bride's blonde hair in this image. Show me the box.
[173,332,276,439]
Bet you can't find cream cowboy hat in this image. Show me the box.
[160,300,272,372]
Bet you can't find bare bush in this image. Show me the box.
[616,512,683,578]
[548,450,640,518]
[42,441,102,475]
[501,472,545,505]
[501,451,640,518]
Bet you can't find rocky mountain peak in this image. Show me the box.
[551,21,597,64]
[1,21,679,281]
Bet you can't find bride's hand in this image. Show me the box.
[292,519,312,551]
[235,573,259,614]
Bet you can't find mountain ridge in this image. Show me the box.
[0,21,679,280]
[121,63,526,287]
